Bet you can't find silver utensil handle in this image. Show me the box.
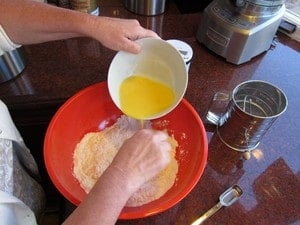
[205,92,231,125]
[191,202,223,225]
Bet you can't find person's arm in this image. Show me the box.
[0,0,158,53]
[63,129,171,225]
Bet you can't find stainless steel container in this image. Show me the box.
[123,0,166,16]
[207,80,288,152]
[0,47,26,83]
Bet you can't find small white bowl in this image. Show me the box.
[108,37,188,120]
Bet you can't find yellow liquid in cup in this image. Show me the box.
[119,75,175,120]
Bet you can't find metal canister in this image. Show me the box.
[216,80,288,151]
[123,0,166,16]
[0,47,26,84]
[69,0,99,15]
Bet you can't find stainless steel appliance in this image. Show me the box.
[123,0,166,16]
[197,0,285,65]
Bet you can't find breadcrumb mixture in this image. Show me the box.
[73,115,178,207]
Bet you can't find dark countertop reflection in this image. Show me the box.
[0,1,299,225]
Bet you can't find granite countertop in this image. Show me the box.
[0,1,299,224]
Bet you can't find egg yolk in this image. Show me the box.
[119,75,175,120]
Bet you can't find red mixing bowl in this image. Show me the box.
[44,81,208,219]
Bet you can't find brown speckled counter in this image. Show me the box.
[0,1,299,224]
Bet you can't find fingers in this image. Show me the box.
[126,19,159,39]
[137,129,172,166]
[121,31,159,54]
[126,21,160,54]
[91,16,160,53]
[121,39,141,54]
[136,28,160,40]
[88,16,161,53]
[109,128,173,192]
[117,19,160,54]
[136,129,171,151]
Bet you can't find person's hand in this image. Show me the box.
[110,129,171,193]
[64,129,171,225]
[87,16,159,54]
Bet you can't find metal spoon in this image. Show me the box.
[191,185,243,225]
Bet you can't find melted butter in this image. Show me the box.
[119,75,175,120]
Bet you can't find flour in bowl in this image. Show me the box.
[73,115,178,207]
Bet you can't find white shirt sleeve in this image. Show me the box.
[0,25,21,55]
[0,191,37,225]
